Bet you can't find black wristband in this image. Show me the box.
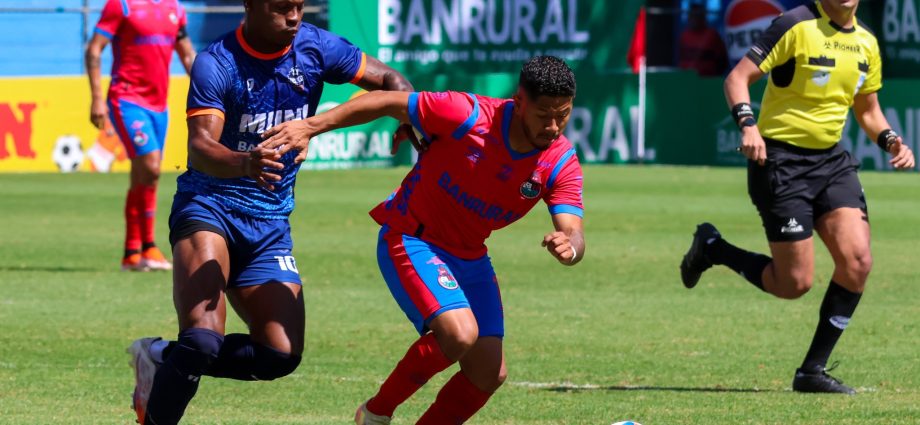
[731,103,755,129]
[876,129,897,152]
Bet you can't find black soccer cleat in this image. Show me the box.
[680,222,720,289]
[792,364,856,395]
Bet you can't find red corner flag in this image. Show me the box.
[626,6,646,73]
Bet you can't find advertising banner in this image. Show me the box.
[327,0,645,165]
[719,0,805,66]
[861,0,920,79]
[0,77,397,173]
[649,73,920,172]
[0,76,190,173]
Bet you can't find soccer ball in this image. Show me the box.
[611,422,643,425]
[51,135,84,172]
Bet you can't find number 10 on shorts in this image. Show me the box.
[274,255,299,273]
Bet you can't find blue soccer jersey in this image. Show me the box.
[178,23,367,218]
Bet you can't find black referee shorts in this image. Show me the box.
[747,138,868,242]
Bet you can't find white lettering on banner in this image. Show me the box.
[563,105,632,162]
[884,0,920,43]
[379,0,589,46]
[598,106,631,162]
[434,0,461,44]
[307,130,393,161]
[840,107,920,170]
[565,107,594,160]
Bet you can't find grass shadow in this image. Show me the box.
[0,265,109,273]
[544,384,776,393]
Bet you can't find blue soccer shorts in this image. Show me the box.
[168,192,302,288]
[377,226,504,338]
[108,98,168,159]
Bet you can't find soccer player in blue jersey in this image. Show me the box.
[124,1,416,423]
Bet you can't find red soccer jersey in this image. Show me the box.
[370,91,584,259]
[94,0,187,111]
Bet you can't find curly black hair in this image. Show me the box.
[518,55,576,100]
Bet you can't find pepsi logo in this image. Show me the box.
[724,0,785,63]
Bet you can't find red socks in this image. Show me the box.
[124,184,158,255]
[366,333,453,417]
[138,184,158,246]
[124,187,142,253]
[416,371,492,425]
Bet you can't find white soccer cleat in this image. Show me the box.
[354,400,391,425]
[127,337,161,424]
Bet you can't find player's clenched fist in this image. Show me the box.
[887,136,916,170]
[542,231,577,265]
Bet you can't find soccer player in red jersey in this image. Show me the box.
[263,55,585,424]
[85,0,197,271]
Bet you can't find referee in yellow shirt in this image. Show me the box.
[681,0,914,394]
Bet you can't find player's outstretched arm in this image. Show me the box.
[853,92,916,170]
[352,55,427,153]
[188,115,283,190]
[724,57,768,165]
[85,33,111,130]
[542,213,585,266]
[260,91,411,161]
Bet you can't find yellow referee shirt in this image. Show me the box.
[747,1,882,149]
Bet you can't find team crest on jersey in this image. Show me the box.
[287,66,305,91]
[520,171,542,199]
[436,265,458,290]
[246,78,256,93]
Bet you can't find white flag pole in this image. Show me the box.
[637,55,647,161]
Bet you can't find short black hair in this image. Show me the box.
[518,55,576,100]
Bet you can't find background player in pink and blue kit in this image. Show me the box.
[85,0,197,271]
[123,1,416,424]
[262,55,585,425]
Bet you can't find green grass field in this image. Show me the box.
[1,166,918,424]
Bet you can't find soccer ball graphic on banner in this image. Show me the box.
[611,421,643,425]
[51,135,85,172]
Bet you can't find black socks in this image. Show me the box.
[706,238,772,291]
[800,281,862,373]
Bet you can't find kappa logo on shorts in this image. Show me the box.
[436,265,458,290]
[780,218,804,234]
